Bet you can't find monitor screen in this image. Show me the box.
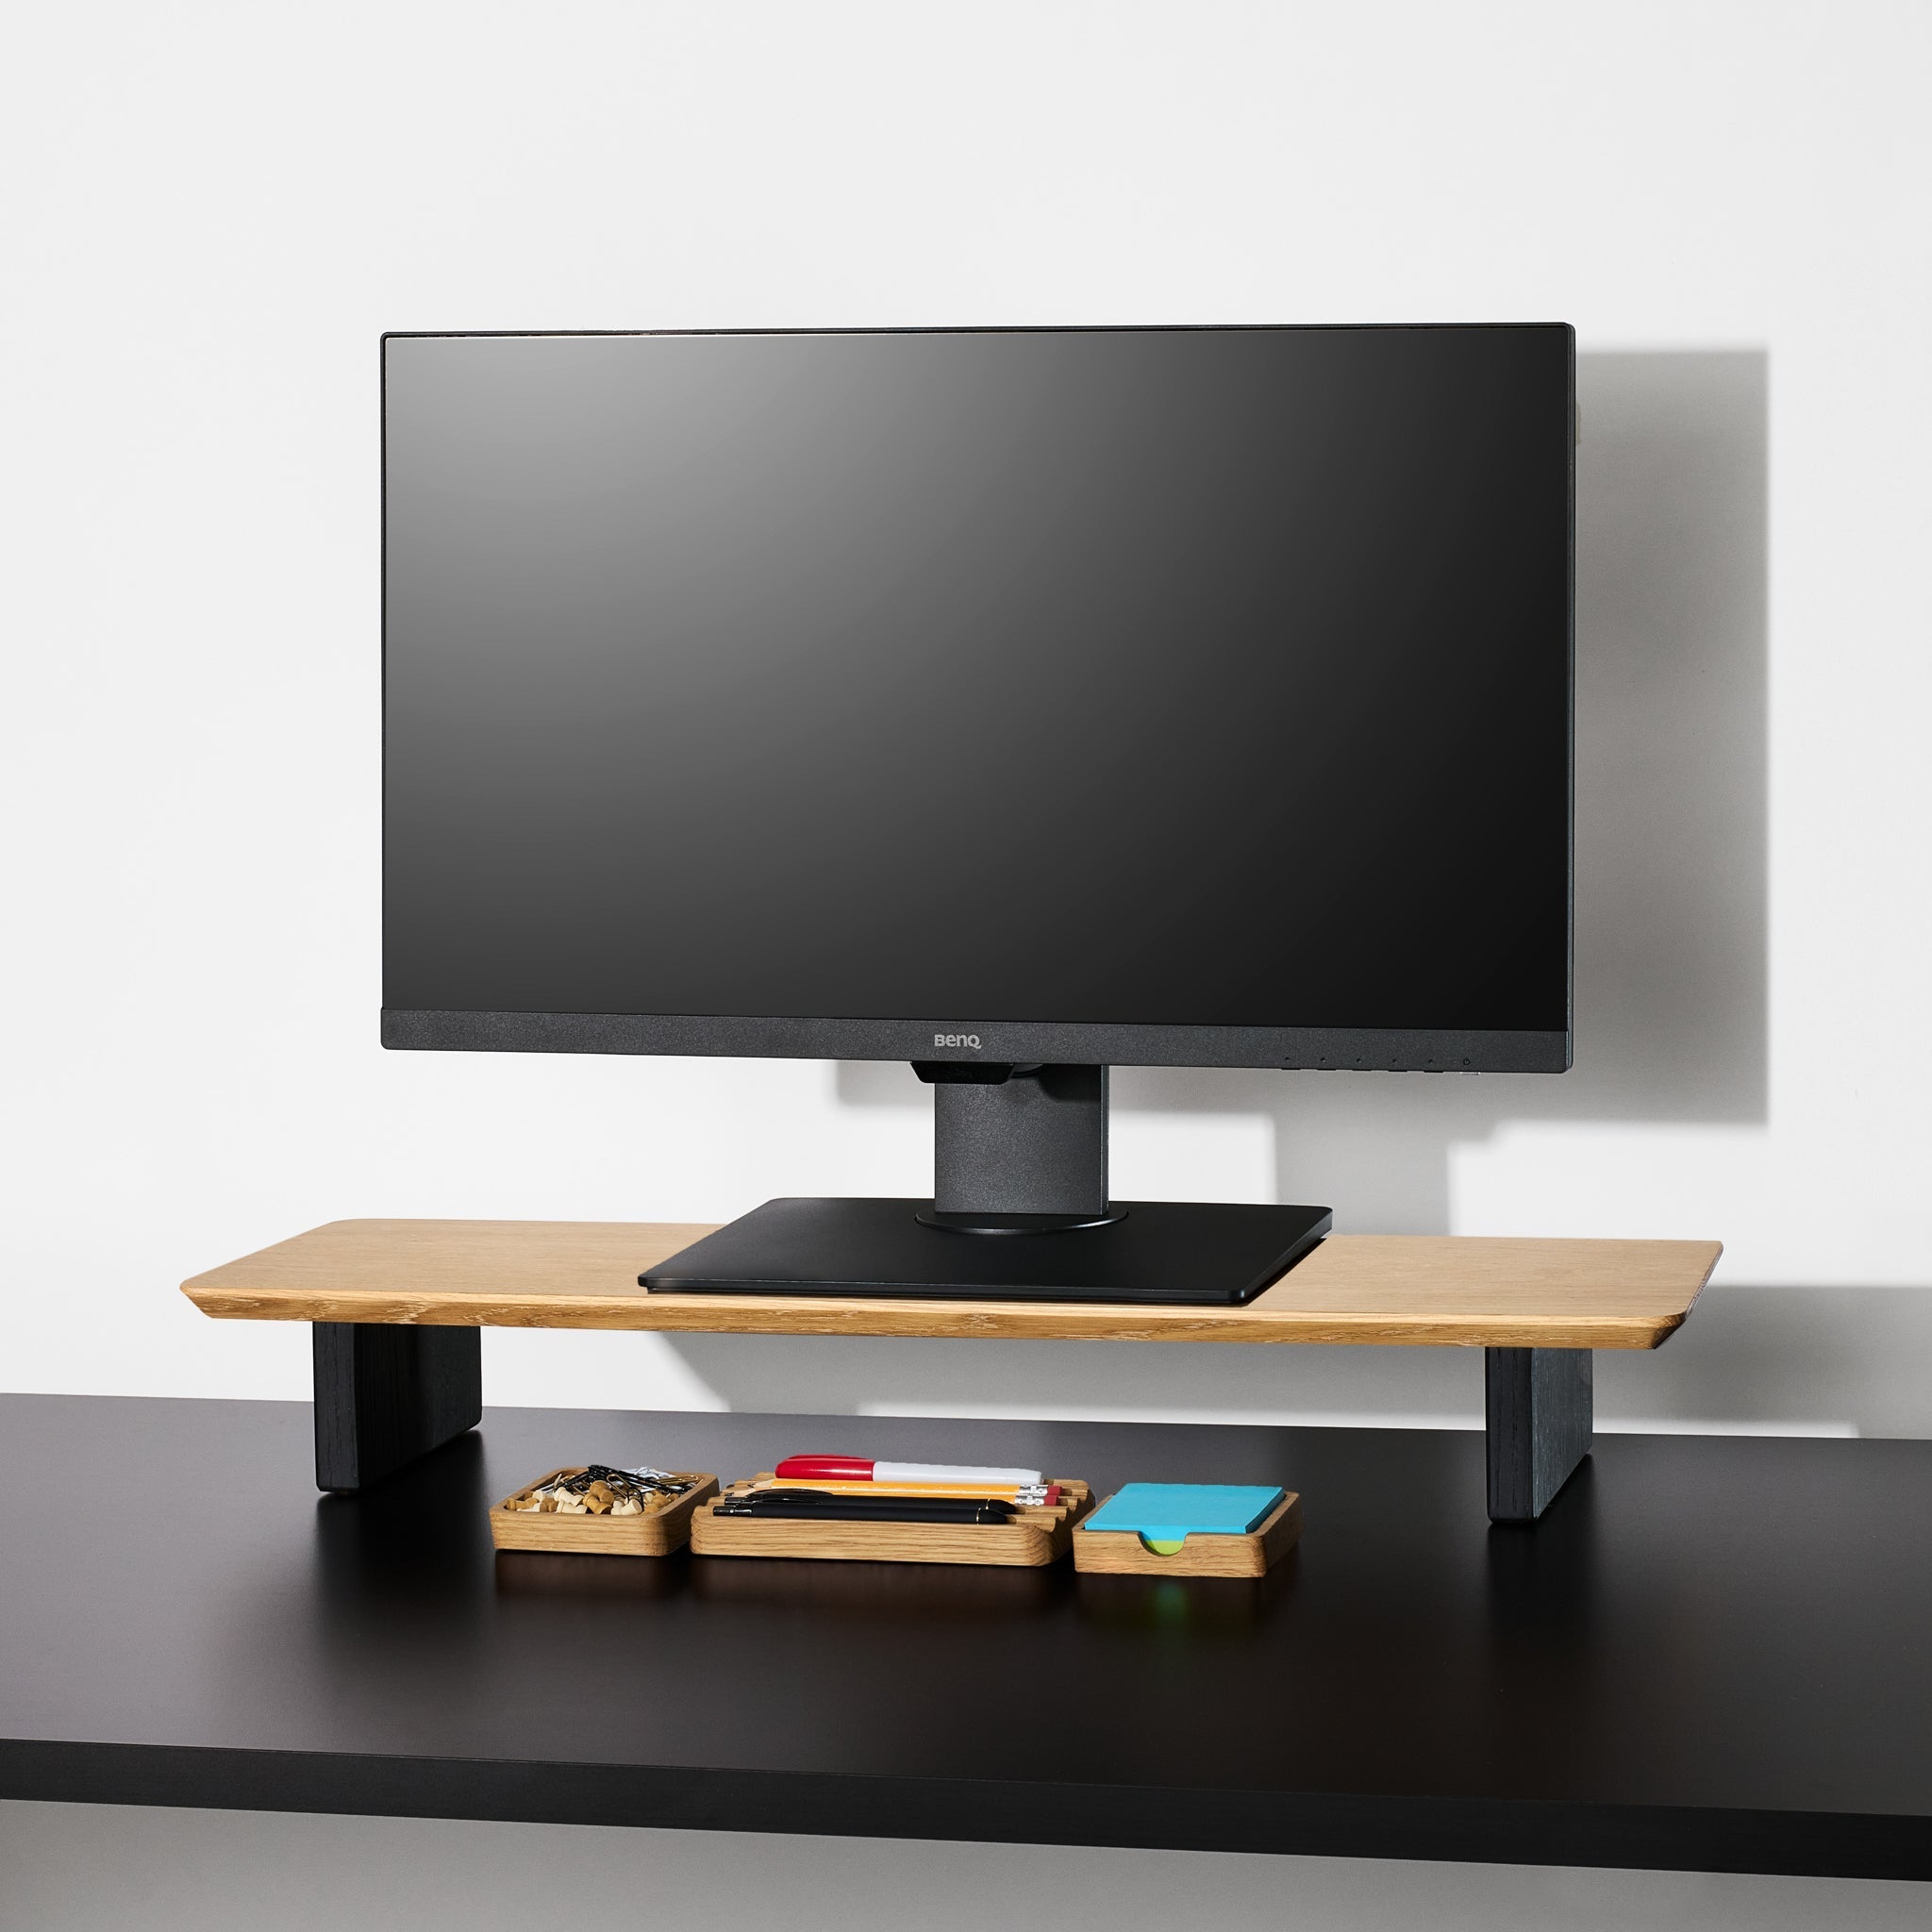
[382,325,1573,1070]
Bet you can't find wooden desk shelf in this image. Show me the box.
[185,1220,1716,1348]
[183,1219,1721,1521]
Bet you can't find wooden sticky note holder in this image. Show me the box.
[690,1475,1094,1566]
[490,1467,720,1557]
[1073,1491,1302,1577]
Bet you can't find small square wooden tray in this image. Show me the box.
[1073,1491,1302,1576]
[490,1467,719,1557]
[691,1476,1094,1566]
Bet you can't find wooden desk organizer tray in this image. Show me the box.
[691,1475,1095,1566]
[1074,1490,1303,1577]
[490,1468,719,1557]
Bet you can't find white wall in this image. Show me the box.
[5,3,1930,1924]
[6,0,1931,1434]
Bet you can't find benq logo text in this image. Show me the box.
[934,1033,982,1049]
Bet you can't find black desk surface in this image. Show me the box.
[2,1394,1928,1880]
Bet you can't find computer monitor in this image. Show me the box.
[382,324,1574,1304]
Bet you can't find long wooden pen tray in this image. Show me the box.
[491,1467,719,1557]
[691,1476,1094,1566]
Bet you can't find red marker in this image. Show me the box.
[775,1455,1044,1488]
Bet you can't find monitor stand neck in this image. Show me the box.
[910,1062,1125,1234]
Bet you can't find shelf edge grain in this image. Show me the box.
[179,1223,1723,1351]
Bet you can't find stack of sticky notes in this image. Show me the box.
[1080,1483,1286,1556]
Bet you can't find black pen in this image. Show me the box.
[713,1489,1016,1524]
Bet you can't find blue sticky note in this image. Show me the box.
[1081,1483,1286,1542]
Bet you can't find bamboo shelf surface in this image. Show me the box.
[182,1219,1721,1350]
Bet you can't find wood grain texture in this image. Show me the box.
[182,1219,1722,1350]
[1074,1491,1304,1577]
[489,1468,719,1557]
[690,1476,1094,1566]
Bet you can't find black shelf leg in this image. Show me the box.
[312,1324,482,1493]
[1486,1346,1592,1523]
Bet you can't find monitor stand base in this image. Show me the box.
[641,1197,1332,1306]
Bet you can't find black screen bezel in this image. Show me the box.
[380,324,1574,1075]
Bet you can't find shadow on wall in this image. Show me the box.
[669,349,1816,1429]
[658,1284,1932,1440]
[828,348,1771,1233]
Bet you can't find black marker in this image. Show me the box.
[713,1489,1015,1525]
